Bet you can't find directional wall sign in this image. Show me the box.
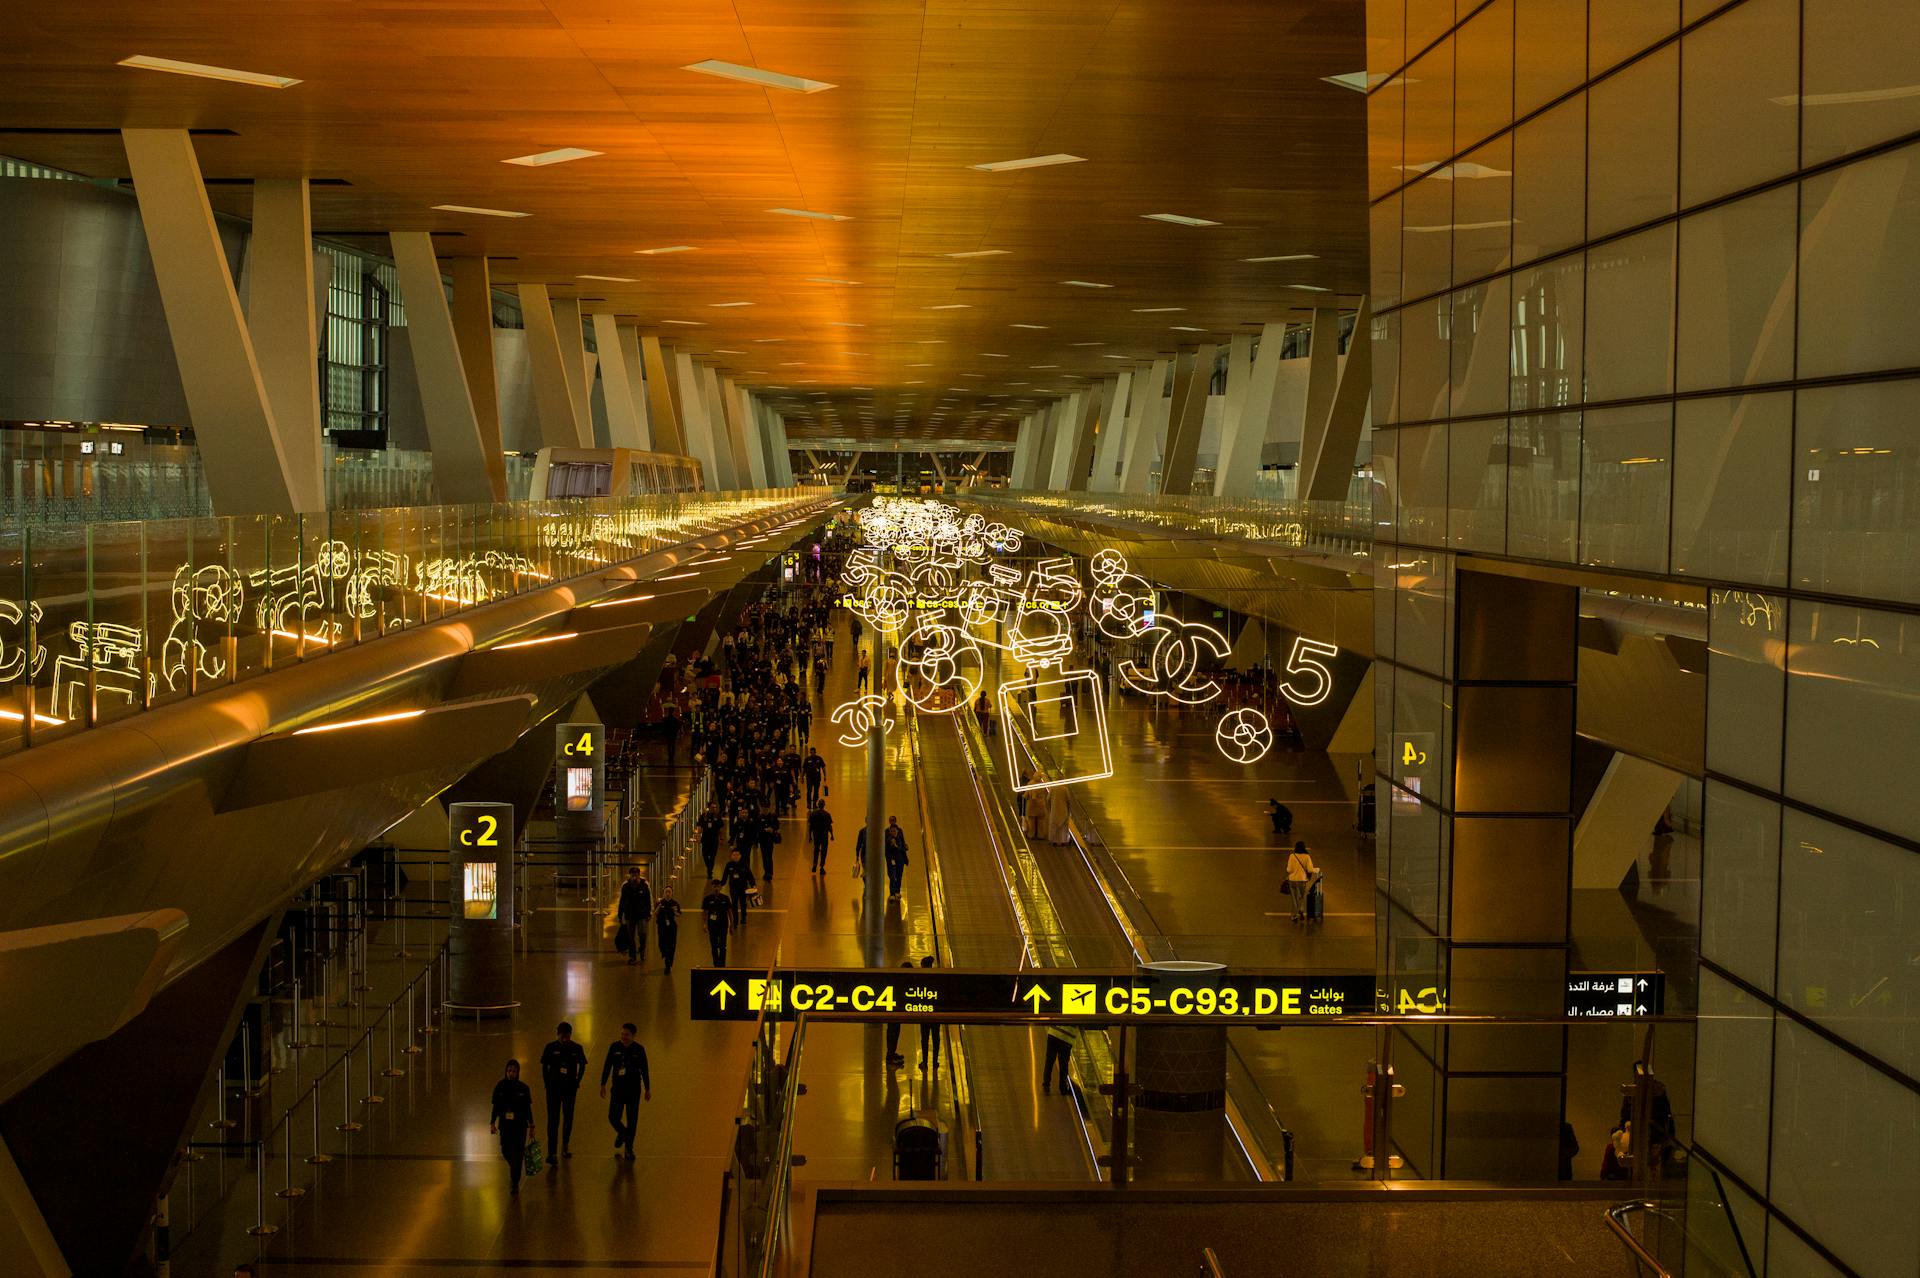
[690,968,1392,1022]
[1566,972,1666,1018]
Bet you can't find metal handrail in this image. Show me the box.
[1605,1201,1674,1278]
[1200,1246,1226,1278]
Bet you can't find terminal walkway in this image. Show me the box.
[167,598,1098,1275]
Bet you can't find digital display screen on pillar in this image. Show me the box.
[688,968,1418,1022]
[462,863,498,919]
[564,767,594,812]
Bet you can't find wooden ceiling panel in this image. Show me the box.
[3,0,1366,441]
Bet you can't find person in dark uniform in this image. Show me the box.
[662,703,682,767]
[885,959,913,1068]
[883,816,909,899]
[721,850,756,929]
[807,801,834,874]
[539,1022,587,1159]
[655,886,682,973]
[702,881,732,965]
[616,866,653,966]
[802,747,826,807]
[796,700,812,745]
[490,1059,535,1193]
[755,810,778,881]
[598,1024,650,1161]
[697,804,724,879]
[916,955,941,1078]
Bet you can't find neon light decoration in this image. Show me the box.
[1214,707,1274,763]
[1088,547,1156,639]
[1118,615,1229,704]
[1000,668,1113,791]
[895,618,984,713]
[831,693,895,747]
[1276,637,1339,707]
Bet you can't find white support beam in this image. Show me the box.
[1009,413,1037,489]
[590,313,647,449]
[1160,344,1215,495]
[1046,390,1089,490]
[247,179,325,513]
[518,283,590,448]
[674,353,724,485]
[699,363,742,488]
[447,256,508,501]
[1119,357,1170,494]
[550,297,593,425]
[1215,322,1287,497]
[1299,297,1373,501]
[640,335,682,454]
[1029,400,1064,488]
[771,413,794,485]
[1087,370,1132,493]
[121,128,302,516]
[616,324,653,450]
[724,378,766,488]
[390,233,497,503]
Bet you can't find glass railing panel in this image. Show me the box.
[0,527,29,754]
[27,522,89,741]
[86,520,149,727]
[225,515,272,686]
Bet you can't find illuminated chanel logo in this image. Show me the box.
[1119,616,1228,704]
[831,693,895,746]
[896,619,983,714]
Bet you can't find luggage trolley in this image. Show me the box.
[892,1113,946,1181]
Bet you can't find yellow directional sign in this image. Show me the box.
[711,980,735,1010]
[1022,987,1050,1012]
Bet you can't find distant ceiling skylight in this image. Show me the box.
[1143,213,1219,227]
[684,60,836,93]
[971,154,1086,172]
[946,249,1010,258]
[1061,280,1112,289]
[118,55,301,88]
[1243,253,1319,263]
[432,204,529,218]
[504,147,602,167]
[578,274,635,282]
[635,245,696,255]
[768,208,851,221]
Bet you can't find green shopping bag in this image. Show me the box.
[524,1137,544,1178]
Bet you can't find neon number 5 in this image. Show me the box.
[476,815,499,847]
[1278,637,1338,707]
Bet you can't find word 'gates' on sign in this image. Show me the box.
[689,968,1431,1022]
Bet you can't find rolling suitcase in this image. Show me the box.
[1307,874,1325,922]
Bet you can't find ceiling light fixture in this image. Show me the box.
[971,153,1086,172]
[684,59,835,93]
[710,301,754,307]
[578,274,635,282]
[635,245,696,255]
[829,321,865,327]
[945,248,1009,259]
[1244,253,1319,263]
[981,353,1010,358]
[1287,284,1333,292]
[1072,341,1106,347]
[1062,280,1112,288]
[928,303,970,310]
[503,147,601,167]
[1132,306,1184,313]
[1172,325,1206,331]
[1143,213,1219,227]
[1010,323,1048,329]
[432,204,530,218]
[661,319,704,326]
[768,207,850,221]
[117,55,301,88]
[806,277,860,285]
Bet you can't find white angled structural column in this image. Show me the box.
[1298,296,1372,501]
[674,352,724,485]
[1086,370,1132,493]
[246,179,325,513]
[389,233,498,504]
[1009,413,1037,489]
[447,256,508,500]
[640,335,683,455]
[1160,343,1214,495]
[550,298,593,428]
[1119,357,1171,494]
[518,284,591,448]
[122,129,307,516]
[590,313,647,450]
[722,378,765,488]
[616,323,653,450]
[1045,390,1089,490]
[1215,322,1287,497]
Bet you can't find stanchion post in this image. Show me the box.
[404,980,424,1055]
[337,1043,363,1134]
[277,1104,307,1199]
[246,1138,279,1236]
[382,998,405,1077]
[363,1028,385,1103]
[306,1075,332,1164]
[208,1065,236,1130]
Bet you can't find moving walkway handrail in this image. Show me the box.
[1605,1201,1674,1278]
